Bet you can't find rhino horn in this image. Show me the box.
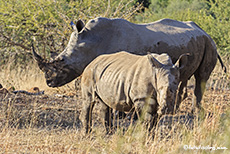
[147,53,164,68]
[32,44,43,62]
[32,44,49,71]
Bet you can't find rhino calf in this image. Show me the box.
[80,52,188,133]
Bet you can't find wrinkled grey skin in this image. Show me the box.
[80,52,188,133]
[33,17,226,111]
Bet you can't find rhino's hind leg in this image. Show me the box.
[193,75,206,112]
[192,53,216,112]
[192,39,218,113]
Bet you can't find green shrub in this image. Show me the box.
[0,0,141,65]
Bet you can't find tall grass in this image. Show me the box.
[0,57,229,153]
[0,105,229,153]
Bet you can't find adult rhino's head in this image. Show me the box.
[147,53,189,115]
[33,19,107,87]
[32,44,79,87]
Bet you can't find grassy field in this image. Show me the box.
[0,58,229,154]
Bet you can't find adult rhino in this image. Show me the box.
[32,17,226,111]
[80,52,188,133]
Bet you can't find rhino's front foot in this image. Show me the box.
[135,98,158,131]
[80,100,96,134]
[100,103,113,134]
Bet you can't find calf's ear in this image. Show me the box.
[174,53,189,69]
[147,54,164,68]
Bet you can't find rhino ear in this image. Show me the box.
[147,53,164,68]
[76,19,85,32]
[174,53,189,70]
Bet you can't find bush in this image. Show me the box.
[200,0,230,55]
[0,0,141,65]
[135,0,206,21]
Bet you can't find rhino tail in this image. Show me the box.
[218,54,227,73]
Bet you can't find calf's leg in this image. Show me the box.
[100,102,112,133]
[145,98,158,131]
[134,98,158,131]
[80,92,95,134]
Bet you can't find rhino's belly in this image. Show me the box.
[96,83,133,112]
[97,92,133,112]
[109,100,133,112]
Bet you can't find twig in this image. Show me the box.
[0,30,30,51]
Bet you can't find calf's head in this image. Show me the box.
[147,53,189,114]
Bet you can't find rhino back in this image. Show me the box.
[93,18,207,53]
[86,18,208,81]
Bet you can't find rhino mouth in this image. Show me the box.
[46,79,59,88]
[45,67,80,88]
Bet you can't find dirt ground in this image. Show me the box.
[0,83,229,132]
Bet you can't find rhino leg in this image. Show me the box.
[193,75,206,112]
[100,102,113,134]
[146,98,159,131]
[135,98,158,131]
[192,39,218,113]
[80,92,95,134]
[175,81,188,112]
[192,56,216,112]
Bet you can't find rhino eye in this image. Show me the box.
[46,70,54,78]
[46,72,51,77]
[173,81,178,86]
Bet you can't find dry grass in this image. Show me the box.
[0,59,230,153]
[0,60,76,95]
